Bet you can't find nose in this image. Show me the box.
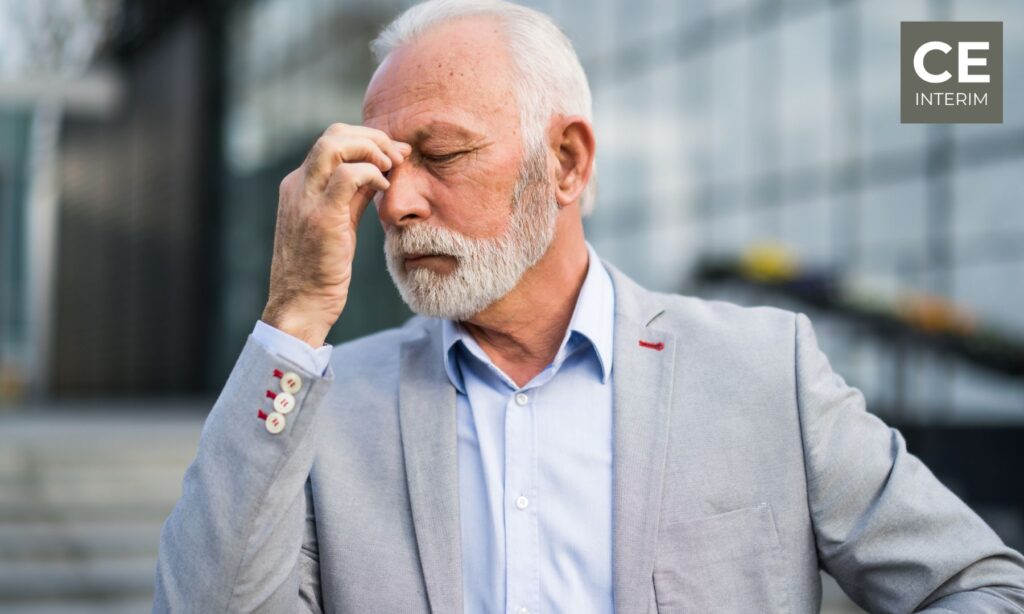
[376,159,431,230]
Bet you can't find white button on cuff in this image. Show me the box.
[517,607,530,614]
[514,392,529,406]
[265,411,286,434]
[280,371,302,394]
[514,495,529,510]
[273,392,296,415]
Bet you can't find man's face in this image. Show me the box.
[363,17,559,320]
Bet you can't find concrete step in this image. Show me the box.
[0,500,177,524]
[0,406,204,610]
[0,598,155,614]
[0,557,155,602]
[0,475,183,506]
[0,522,163,562]
[0,441,200,466]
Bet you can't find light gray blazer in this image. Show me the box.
[154,261,1024,613]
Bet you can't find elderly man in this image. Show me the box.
[154,1,1024,612]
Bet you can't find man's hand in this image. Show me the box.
[261,123,410,348]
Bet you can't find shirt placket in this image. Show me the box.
[504,387,540,614]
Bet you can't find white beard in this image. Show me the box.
[384,147,558,321]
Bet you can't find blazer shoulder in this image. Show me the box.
[654,292,798,345]
[605,258,797,347]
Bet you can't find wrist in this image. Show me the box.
[260,306,332,349]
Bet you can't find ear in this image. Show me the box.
[548,115,595,210]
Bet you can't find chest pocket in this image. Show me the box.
[652,502,789,613]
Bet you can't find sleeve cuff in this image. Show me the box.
[251,320,333,377]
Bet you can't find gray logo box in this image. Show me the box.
[901,21,1002,123]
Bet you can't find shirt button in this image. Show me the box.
[517,607,529,614]
[514,495,529,510]
[280,371,302,394]
[265,411,286,434]
[514,392,529,406]
[273,391,296,415]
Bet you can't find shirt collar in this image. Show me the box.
[441,241,614,394]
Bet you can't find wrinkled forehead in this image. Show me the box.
[362,17,520,141]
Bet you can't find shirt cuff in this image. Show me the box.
[251,320,333,377]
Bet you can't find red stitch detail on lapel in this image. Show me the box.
[638,340,665,351]
[272,369,284,378]
[266,390,277,400]
[257,409,268,420]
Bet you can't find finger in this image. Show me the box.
[303,135,394,194]
[323,162,390,212]
[325,123,407,167]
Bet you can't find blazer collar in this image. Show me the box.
[398,259,675,614]
[601,257,668,327]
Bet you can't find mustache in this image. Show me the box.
[386,223,470,259]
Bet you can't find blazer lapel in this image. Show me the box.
[398,322,464,614]
[604,261,678,613]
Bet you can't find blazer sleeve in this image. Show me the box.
[794,312,1024,613]
[153,335,331,613]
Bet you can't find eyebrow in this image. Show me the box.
[411,121,483,145]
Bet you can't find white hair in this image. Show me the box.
[370,0,597,216]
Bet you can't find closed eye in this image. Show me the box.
[422,151,469,165]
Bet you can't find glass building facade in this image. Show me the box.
[0,111,32,398]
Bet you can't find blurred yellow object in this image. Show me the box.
[0,361,26,403]
[897,295,977,335]
[739,243,800,282]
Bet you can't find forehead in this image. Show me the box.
[362,16,520,141]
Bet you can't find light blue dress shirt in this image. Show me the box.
[252,242,616,614]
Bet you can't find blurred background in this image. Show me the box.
[0,0,1021,611]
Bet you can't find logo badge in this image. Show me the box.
[901,21,1002,123]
